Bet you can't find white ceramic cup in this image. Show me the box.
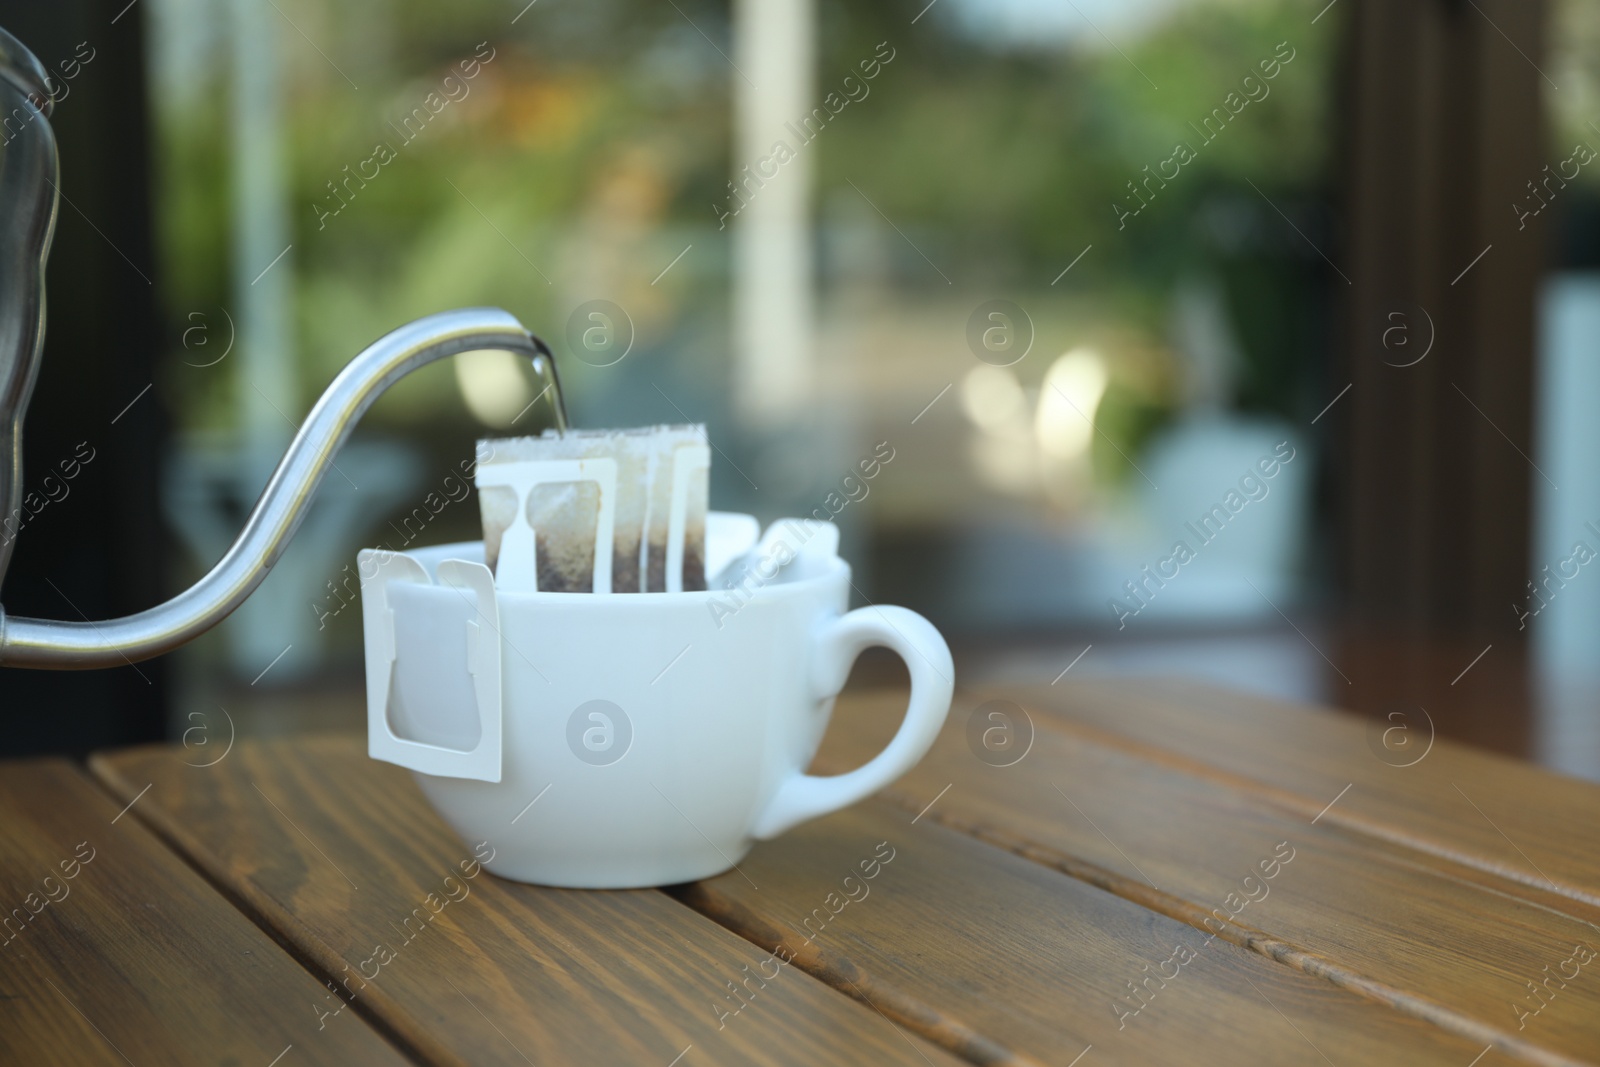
[359,515,953,888]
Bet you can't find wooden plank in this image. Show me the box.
[0,759,409,1067]
[89,738,965,1067]
[673,801,1502,1067]
[814,690,1600,1066]
[989,677,1600,907]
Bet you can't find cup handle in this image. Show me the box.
[751,605,954,840]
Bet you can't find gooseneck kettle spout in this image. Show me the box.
[0,29,566,670]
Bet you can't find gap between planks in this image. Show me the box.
[83,755,456,1067]
[665,878,1045,1067]
[83,739,1589,1067]
[992,695,1600,914]
[849,777,1590,1067]
[86,751,970,1067]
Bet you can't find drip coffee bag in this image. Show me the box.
[476,425,709,593]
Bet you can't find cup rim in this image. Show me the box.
[380,537,848,606]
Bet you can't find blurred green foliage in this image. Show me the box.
[151,0,1337,462]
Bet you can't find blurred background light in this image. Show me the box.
[960,365,1025,432]
[1035,349,1107,461]
[456,348,538,429]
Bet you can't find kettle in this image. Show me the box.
[0,26,566,669]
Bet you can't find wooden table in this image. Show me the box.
[4,679,1600,1066]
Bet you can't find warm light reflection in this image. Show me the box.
[455,348,534,429]
[1034,348,1108,459]
[960,364,1026,430]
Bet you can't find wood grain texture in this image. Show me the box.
[0,759,409,1067]
[994,678,1600,907]
[672,801,1499,1066]
[89,738,964,1067]
[813,688,1600,1066]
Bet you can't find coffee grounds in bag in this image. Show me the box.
[476,425,708,593]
